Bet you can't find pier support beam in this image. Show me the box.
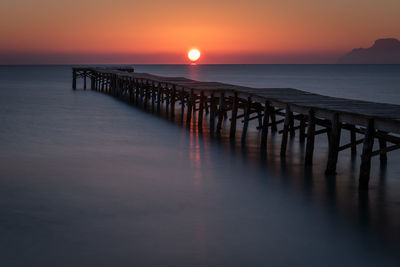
[171,86,176,119]
[270,107,278,133]
[280,105,292,156]
[305,109,315,165]
[216,93,225,136]
[261,101,270,149]
[72,70,77,90]
[186,89,194,127]
[229,93,239,140]
[378,131,388,163]
[350,125,357,156]
[299,115,306,143]
[359,119,375,189]
[325,113,341,175]
[180,89,185,122]
[198,91,205,129]
[210,94,217,135]
[83,71,87,90]
[241,97,252,143]
[151,82,156,113]
[289,111,295,138]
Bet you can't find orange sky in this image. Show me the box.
[0,0,399,63]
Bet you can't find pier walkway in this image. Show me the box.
[72,67,400,189]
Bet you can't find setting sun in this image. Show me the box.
[187,49,201,62]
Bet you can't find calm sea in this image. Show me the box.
[1,64,400,266]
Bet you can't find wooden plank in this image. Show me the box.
[371,143,400,157]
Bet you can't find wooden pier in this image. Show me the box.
[72,67,400,189]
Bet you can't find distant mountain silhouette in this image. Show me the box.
[337,38,400,64]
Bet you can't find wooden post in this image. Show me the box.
[140,81,145,107]
[171,85,176,119]
[289,110,295,138]
[241,97,252,143]
[257,109,263,128]
[350,125,357,156]
[72,69,77,90]
[151,82,156,113]
[270,107,278,133]
[280,105,291,156]
[216,93,225,136]
[229,93,239,140]
[180,89,185,123]
[325,113,341,175]
[83,71,87,90]
[299,114,306,143]
[135,80,140,106]
[144,82,149,110]
[106,75,110,93]
[261,101,270,148]
[378,131,387,163]
[198,91,205,129]
[157,84,161,114]
[359,119,375,189]
[165,85,170,116]
[305,109,315,165]
[90,72,95,90]
[210,94,216,135]
[97,74,100,91]
[186,89,194,126]
[129,78,134,104]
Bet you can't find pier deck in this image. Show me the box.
[72,67,400,189]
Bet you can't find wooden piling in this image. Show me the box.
[210,94,216,134]
[180,88,185,122]
[229,93,239,140]
[270,107,278,133]
[325,113,341,175]
[261,101,270,148]
[359,119,375,189]
[241,97,252,143]
[83,71,87,90]
[289,110,295,138]
[151,82,156,113]
[280,105,292,156]
[198,91,205,129]
[299,115,306,143]
[186,89,194,126]
[305,109,316,165]
[378,131,388,163]
[72,70,77,90]
[350,125,357,156]
[171,85,176,119]
[216,93,225,136]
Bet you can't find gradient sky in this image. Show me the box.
[0,0,399,64]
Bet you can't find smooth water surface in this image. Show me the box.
[1,65,400,266]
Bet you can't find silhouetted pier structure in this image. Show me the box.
[72,67,400,189]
